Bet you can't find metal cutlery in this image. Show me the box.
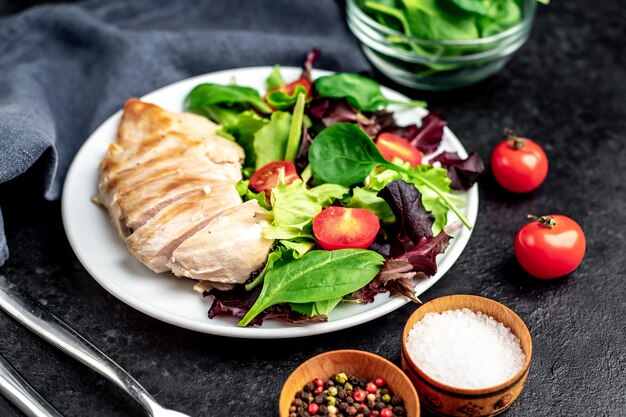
[0,353,63,417]
[0,276,191,417]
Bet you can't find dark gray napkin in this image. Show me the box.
[0,0,370,266]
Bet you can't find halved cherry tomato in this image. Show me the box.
[313,207,380,251]
[249,161,300,194]
[514,215,586,279]
[268,77,312,98]
[375,133,423,167]
[491,132,548,193]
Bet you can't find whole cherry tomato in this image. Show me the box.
[491,130,548,193]
[514,215,586,279]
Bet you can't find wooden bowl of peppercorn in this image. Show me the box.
[280,349,420,417]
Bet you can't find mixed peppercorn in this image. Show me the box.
[289,372,407,417]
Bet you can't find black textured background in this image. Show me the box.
[1,1,625,416]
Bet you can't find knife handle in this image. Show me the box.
[0,354,64,417]
[0,276,160,417]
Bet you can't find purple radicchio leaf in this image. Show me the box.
[397,231,452,277]
[409,112,447,154]
[430,151,485,191]
[205,286,318,326]
[352,259,419,304]
[353,231,451,304]
[377,180,434,244]
[302,47,321,83]
[295,122,313,173]
[377,111,446,153]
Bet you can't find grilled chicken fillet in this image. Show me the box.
[95,99,274,289]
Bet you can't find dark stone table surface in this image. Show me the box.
[0,1,624,416]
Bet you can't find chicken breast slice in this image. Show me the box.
[117,98,219,147]
[125,186,241,273]
[167,200,274,284]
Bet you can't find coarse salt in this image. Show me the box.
[406,308,525,389]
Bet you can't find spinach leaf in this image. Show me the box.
[238,249,384,326]
[315,73,388,112]
[403,0,479,41]
[290,297,343,317]
[253,111,292,169]
[309,123,388,186]
[184,83,271,125]
[315,73,426,112]
[245,245,294,291]
[266,65,286,90]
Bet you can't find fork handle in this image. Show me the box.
[0,354,64,417]
[0,276,160,417]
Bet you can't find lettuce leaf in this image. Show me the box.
[253,111,292,169]
[266,65,286,90]
[347,187,395,223]
[235,180,271,210]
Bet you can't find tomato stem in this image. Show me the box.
[527,214,556,229]
[505,128,526,149]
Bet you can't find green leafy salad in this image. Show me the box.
[356,0,548,75]
[183,50,484,326]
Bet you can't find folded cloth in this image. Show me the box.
[0,0,370,265]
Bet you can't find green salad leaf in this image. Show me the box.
[290,297,344,317]
[184,83,271,125]
[366,165,465,233]
[280,239,316,258]
[235,180,271,210]
[309,123,472,229]
[270,180,322,230]
[347,187,395,223]
[284,93,306,162]
[309,123,387,186]
[238,249,385,326]
[267,84,309,111]
[311,183,351,206]
[245,245,295,291]
[314,73,426,111]
[220,111,268,167]
[266,65,286,90]
[253,111,292,169]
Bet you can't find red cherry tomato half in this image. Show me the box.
[313,207,380,251]
[269,77,312,98]
[491,135,548,193]
[249,161,300,194]
[375,133,423,167]
[514,215,586,279]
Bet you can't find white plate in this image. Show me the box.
[62,67,478,339]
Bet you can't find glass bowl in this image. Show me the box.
[346,0,537,91]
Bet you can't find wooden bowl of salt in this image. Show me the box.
[280,349,420,416]
[401,295,532,417]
